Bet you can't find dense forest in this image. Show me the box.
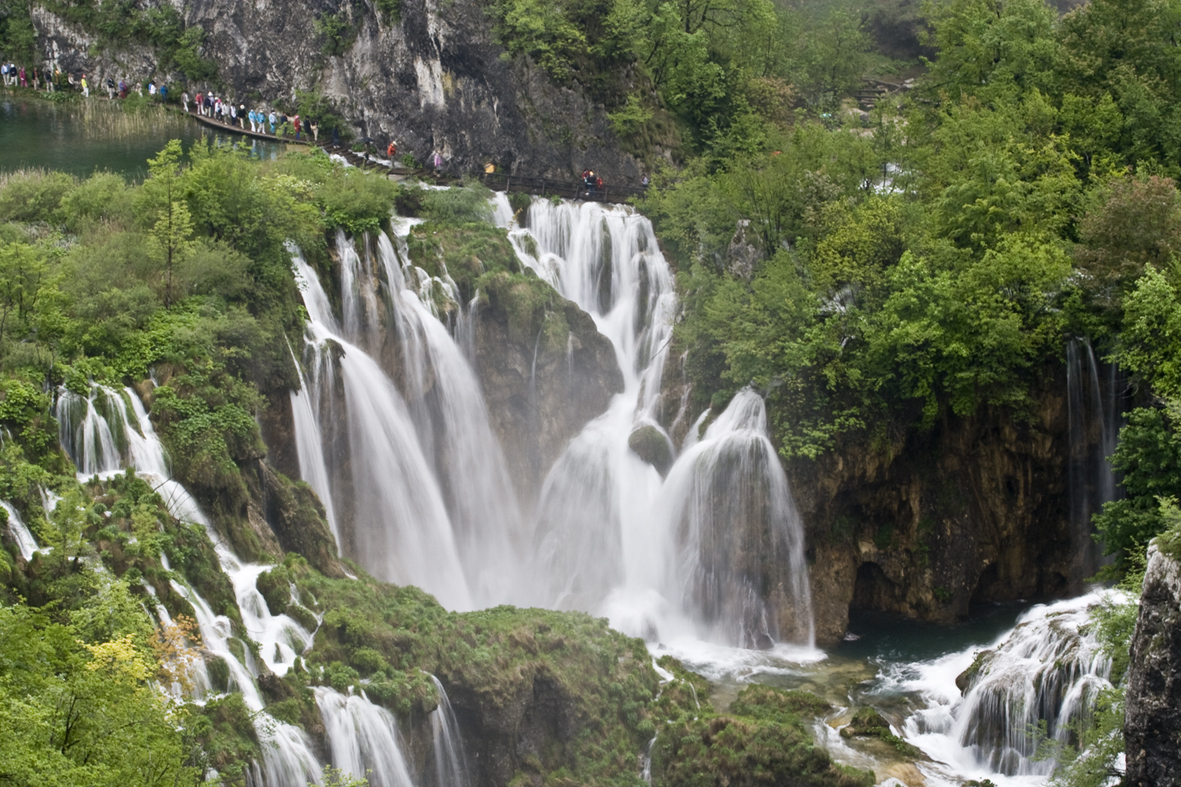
[2,0,1181,784]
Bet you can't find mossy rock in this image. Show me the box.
[194,694,261,780]
[651,710,874,787]
[956,649,992,693]
[628,424,673,476]
[732,684,832,719]
[838,706,922,757]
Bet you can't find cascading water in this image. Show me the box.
[500,196,813,647]
[895,593,1116,781]
[653,390,813,648]
[53,382,370,787]
[1065,338,1124,578]
[313,687,417,787]
[288,194,815,648]
[427,674,471,787]
[292,250,473,611]
[1,499,39,560]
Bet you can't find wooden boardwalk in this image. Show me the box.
[179,109,648,202]
[184,108,312,145]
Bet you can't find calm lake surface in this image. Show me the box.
[0,94,288,178]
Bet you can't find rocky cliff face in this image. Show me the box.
[30,0,646,183]
[471,289,622,511]
[793,391,1078,645]
[1124,543,1181,786]
[661,354,1086,646]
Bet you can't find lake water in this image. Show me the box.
[0,94,288,179]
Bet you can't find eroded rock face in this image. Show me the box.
[30,0,647,183]
[790,393,1076,645]
[660,352,1083,646]
[473,294,622,511]
[1125,543,1181,787]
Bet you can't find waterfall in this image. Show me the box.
[54,383,328,786]
[898,593,1116,777]
[376,231,526,604]
[56,384,128,479]
[503,197,812,646]
[313,687,417,787]
[290,345,340,547]
[1066,338,1123,577]
[292,251,473,611]
[654,390,814,648]
[287,193,814,649]
[1,500,39,560]
[427,675,471,787]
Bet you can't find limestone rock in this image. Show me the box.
[30,0,649,184]
[1124,543,1181,787]
[628,424,673,476]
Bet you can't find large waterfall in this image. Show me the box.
[288,194,816,648]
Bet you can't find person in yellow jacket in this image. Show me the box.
[80,74,88,98]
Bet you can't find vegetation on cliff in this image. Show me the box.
[0,145,718,784]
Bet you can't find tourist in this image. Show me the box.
[239,104,246,129]
[247,108,256,133]
[106,77,115,99]
[432,149,442,170]
[387,140,397,159]
[19,66,25,87]
[148,80,156,97]
[80,74,88,97]
[268,110,276,134]
[641,175,650,187]
[2,63,8,87]
[294,115,301,140]
[229,102,237,126]
[310,119,319,143]
[119,78,126,98]
[159,84,167,102]
[182,91,189,112]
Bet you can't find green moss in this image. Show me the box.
[193,694,261,781]
[651,684,875,787]
[838,706,921,758]
[257,554,661,782]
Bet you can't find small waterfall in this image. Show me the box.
[55,384,128,478]
[1066,338,1123,577]
[655,390,814,648]
[1,500,39,560]
[900,593,1115,777]
[289,345,340,547]
[55,383,327,785]
[427,675,471,787]
[313,687,416,787]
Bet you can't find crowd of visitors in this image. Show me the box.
[2,57,651,191]
[188,90,319,142]
[1,60,322,144]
